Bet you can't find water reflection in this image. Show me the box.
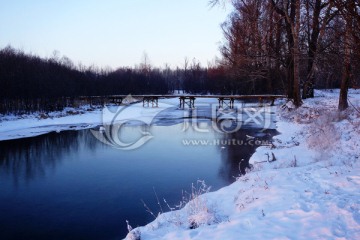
[0,113,277,186]
[218,129,277,182]
[0,131,98,184]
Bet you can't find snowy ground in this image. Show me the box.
[0,97,190,141]
[0,106,102,141]
[0,96,265,141]
[1,90,359,239]
[125,89,360,240]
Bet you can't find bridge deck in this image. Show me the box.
[80,94,287,109]
[106,94,286,99]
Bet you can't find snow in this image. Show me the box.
[0,99,172,141]
[1,90,359,239]
[125,89,360,240]
[0,106,102,141]
[0,97,225,141]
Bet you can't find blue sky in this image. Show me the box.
[0,0,230,69]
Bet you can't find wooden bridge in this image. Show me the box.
[103,94,286,109]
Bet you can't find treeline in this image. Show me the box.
[0,46,283,114]
[0,47,169,113]
[213,0,360,109]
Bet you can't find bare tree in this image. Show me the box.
[270,0,301,106]
[293,0,302,106]
[334,0,360,110]
[338,21,351,110]
[302,0,337,99]
[140,51,151,75]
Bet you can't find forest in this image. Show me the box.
[212,0,360,109]
[0,0,359,114]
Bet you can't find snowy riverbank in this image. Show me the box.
[0,96,271,141]
[0,98,183,141]
[0,106,102,141]
[125,89,360,240]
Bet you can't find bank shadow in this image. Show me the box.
[0,130,98,184]
[217,128,278,182]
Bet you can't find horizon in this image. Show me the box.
[0,0,231,70]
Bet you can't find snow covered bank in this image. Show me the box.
[0,96,273,141]
[0,98,187,141]
[125,89,360,240]
[0,106,103,141]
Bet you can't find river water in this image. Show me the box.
[0,105,277,239]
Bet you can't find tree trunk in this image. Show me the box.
[285,21,295,99]
[303,0,322,99]
[292,0,302,107]
[338,23,351,111]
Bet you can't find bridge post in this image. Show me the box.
[190,97,195,108]
[110,97,123,105]
[218,97,234,109]
[179,97,184,109]
[143,97,147,107]
[179,96,195,109]
[258,97,263,107]
[143,97,159,107]
[270,97,275,106]
[153,97,158,107]
[218,97,224,109]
